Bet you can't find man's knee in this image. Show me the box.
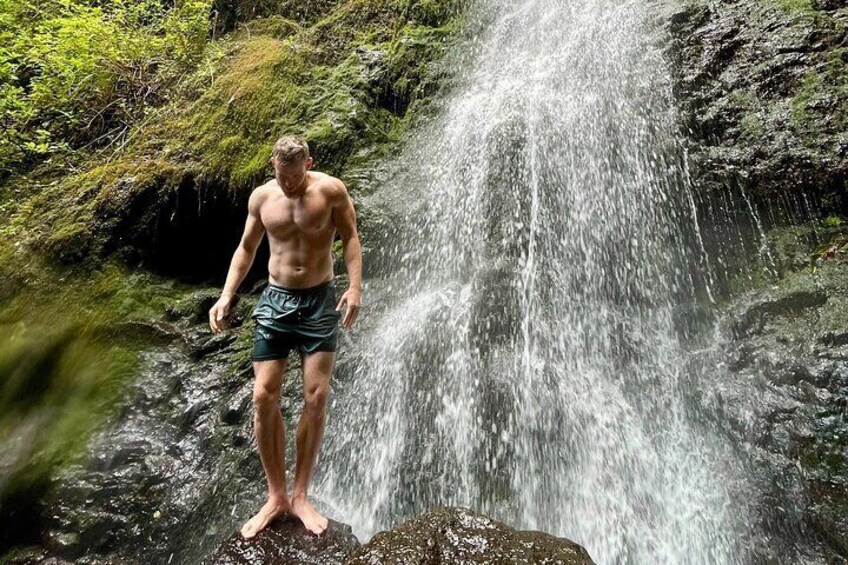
[252,360,285,409]
[304,384,328,414]
[253,382,281,410]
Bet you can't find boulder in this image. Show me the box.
[346,506,595,565]
[203,507,594,564]
[205,517,359,565]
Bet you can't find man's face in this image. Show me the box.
[271,155,312,193]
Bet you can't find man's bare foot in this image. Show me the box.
[291,493,328,535]
[241,498,290,539]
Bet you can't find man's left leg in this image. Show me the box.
[291,350,334,534]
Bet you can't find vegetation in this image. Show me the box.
[0,0,212,178]
[772,0,816,15]
[1,0,464,280]
[790,47,848,140]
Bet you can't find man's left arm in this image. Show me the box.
[331,180,362,329]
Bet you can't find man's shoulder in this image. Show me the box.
[248,181,276,213]
[311,172,347,199]
[253,180,280,199]
[255,179,278,192]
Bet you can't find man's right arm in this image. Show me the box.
[209,188,266,333]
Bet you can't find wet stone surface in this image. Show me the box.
[205,518,359,565]
[33,289,308,564]
[666,0,848,212]
[717,260,848,561]
[346,507,595,565]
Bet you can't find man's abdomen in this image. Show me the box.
[267,245,334,289]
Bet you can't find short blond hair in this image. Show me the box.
[271,134,310,164]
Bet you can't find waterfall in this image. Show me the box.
[320,1,754,562]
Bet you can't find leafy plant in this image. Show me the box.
[810,234,848,271]
[0,0,213,175]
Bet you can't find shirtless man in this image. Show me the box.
[208,134,362,538]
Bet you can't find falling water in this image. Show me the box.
[320,0,755,562]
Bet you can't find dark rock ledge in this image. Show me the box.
[205,516,359,565]
[207,506,595,565]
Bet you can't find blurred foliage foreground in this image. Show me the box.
[0,261,190,549]
[0,1,216,547]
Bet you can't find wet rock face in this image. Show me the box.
[668,6,848,553]
[666,0,848,215]
[206,517,359,565]
[346,507,596,565]
[35,290,296,565]
[718,259,848,560]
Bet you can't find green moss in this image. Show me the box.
[409,0,463,27]
[141,2,456,186]
[791,72,821,123]
[0,546,46,564]
[728,88,765,142]
[738,113,765,142]
[771,0,816,15]
[790,48,848,144]
[308,0,400,62]
[3,158,193,266]
[0,260,189,333]
[212,0,342,32]
[0,0,467,269]
[228,321,257,372]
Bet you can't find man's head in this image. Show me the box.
[270,134,313,194]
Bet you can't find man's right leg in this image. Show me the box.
[241,358,290,539]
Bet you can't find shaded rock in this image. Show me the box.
[0,546,56,565]
[166,289,225,325]
[43,531,82,561]
[819,330,848,347]
[181,399,210,430]
[221,382,254,426]
[205,517,359,564]
[46,509,128,559]
[346,506,595,565]
[90,439,151,472]
[248,279,269,295]
[718,258,848,561]
[94,320,180,345]
[666,0,848,235]
[186,332,238,360]
[731,288,828,337]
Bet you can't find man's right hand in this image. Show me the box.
[209,295,234,333]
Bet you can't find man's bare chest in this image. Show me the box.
[260,196,333,238]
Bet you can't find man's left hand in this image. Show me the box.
[336,287,361,329]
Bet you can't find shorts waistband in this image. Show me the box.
[266,279,332,295]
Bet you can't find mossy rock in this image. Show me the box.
[346,506,595,564]
[14,159,194,265]
[3,0,467,273]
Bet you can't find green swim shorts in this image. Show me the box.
[250,280,342,361]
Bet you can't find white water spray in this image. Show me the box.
[320,1,756,562]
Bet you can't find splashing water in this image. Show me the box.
[320,1,755,562]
